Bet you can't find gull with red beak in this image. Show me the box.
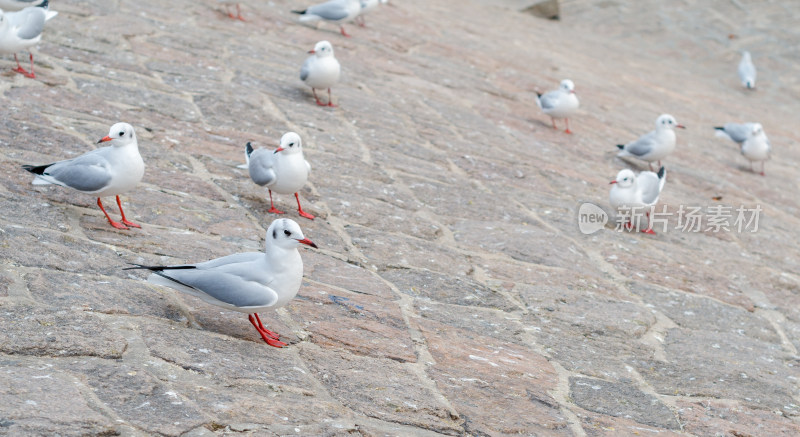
[300,40,341,107]
[536,79,580,134]
[609,167,666,235]
[243,132,314,220]
[126,218,317,348]
[616,114,685,171]
[22,122,145,230]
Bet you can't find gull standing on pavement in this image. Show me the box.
[616,114,685,171]
[738,51,756,90]
[535,79,580,134]
[609,167,666,235]
[244,132,314,220]
[716,123,770,175]
[22,122,145,230]
[292,0,361,37]
[126,219,317,348]
[0,0,52,78]
[300,40,340,107]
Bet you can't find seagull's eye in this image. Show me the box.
[119,131,125,136]
[289,143,294,147]
[284,230,292,236]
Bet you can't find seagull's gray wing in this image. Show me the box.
[723,123,752,144]
[41,151,113,192]
[637,168,665,205]
[537,90,559,110]
[307,0,350,20]
[154,262,280,309]
[623,131,657,157]
[300,57,312,81]
[247,148,277,186]
[9,7,45,40]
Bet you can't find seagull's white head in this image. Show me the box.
[97,122,137,147]
[610,169,636,189]
[560,79,575,94]
[309,41,334,58]
[655,114,685,130]
[274,132,303,155]
[750,123,764,137]
[267,218,317,251]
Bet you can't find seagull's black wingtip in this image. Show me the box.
[657,166,666,179]
[616,144,625,150]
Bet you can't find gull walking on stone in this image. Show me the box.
[300,40,340,107]
[22,122,145,230]
[535,79,579,134]
[738,51,756,90]
[609,167,666,235]
[616,114,685,171]
[715,123,770,176]
[244,132,314,220]
[0,0,52,78]
[126,219,317,348]
[292,0,360,37]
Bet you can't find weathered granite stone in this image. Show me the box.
[570,376,680,429]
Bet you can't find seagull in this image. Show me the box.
[21,122,145,230]
[244,132,314,220]
[535,79,580,134]
[716,123,770,176]
[609,167,666,235]
[354,0,388,27]
[0,0,57,19]
[0,0,52,78]
[738,51,756,90]
[125,218,317,348]
[300,40,340,107]
[292,0,361,37]
[616,114,685,171]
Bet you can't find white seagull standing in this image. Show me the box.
[300,40,341,107]
[738,51,756,90]
[22,122,145,230]
[609,167,666,235]
[0,0,52,78]
[354,0,388,27]
[715,122,770,176]
[616,114,685,171]
[535,79,580,134]
[126,219,317,348]
[292,0,361,37]
[244,132,314,220]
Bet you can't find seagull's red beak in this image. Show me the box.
[297,238,317,248]
[274,147,285,154]
[97,136,113,143]
[609,180,617,184]
[676,125,686,129]
[308,49,316,54]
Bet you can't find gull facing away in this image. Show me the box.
[738,51,756,90]
[535,79,580,134]
[0,0,53,78]
[715,123,770,175]
[609,167,666,235]
[244,132,314,220]
[355,0,388,27]
[292,0,360,37]
[126,219,317,348]
[616,114,685,171]
[300,40,340,107]
[22,122,145,230]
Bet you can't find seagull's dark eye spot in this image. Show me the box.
[272,229,277,239]
[284,230,291,236]
[289,143,294,147]
[119,131,125,136]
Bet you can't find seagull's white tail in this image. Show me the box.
[714,129,733,141]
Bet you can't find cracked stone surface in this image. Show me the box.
[1,0,799,435]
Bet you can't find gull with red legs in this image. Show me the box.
[609,167,666,235]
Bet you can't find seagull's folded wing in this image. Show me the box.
[637,171,664,206]
[307,0,350,20]
[42,153,113,192]
[248,149,277,186]
[622,131,657,157]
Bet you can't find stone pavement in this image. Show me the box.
[1,0,799,435]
